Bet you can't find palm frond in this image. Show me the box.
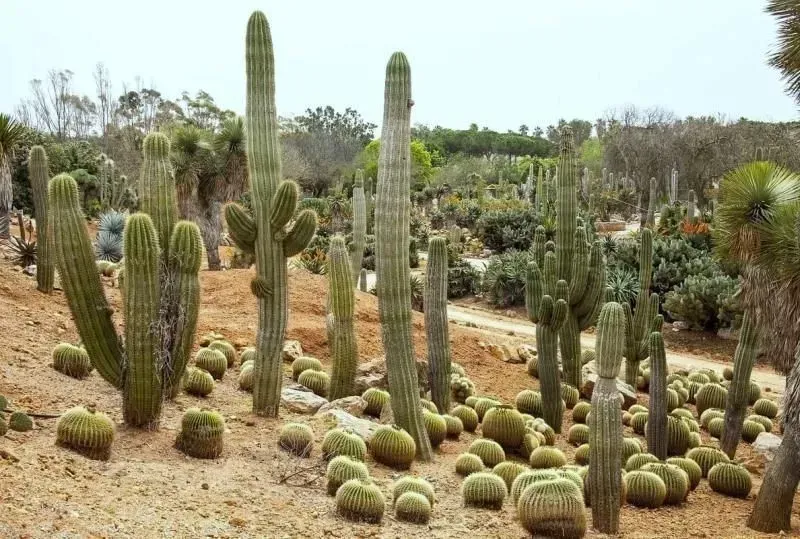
[766,0,800,103]
[215,116,245,155]
[0,113,26,159]
[9,235,36,266]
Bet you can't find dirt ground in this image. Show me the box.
[1,258,799,538]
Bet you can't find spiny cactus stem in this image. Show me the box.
[29,146,54,293]
[328,236,358,400]
[425,237,450,413]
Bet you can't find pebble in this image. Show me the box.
[201,482,209,490]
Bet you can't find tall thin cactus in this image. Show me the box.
[365,176,374,234]
[535,166,545,214]
[646,177,657,228]
[328,236,358,400]
[623,228,660,386]
[425,237,450,413]
[374,51,433,460]
[351,170,367,284]
[647,330,668,460]
[29,146,54,293]
[687,189,697,225]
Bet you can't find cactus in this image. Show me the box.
[451,405,479,432]
[326,455,369,496]
[350,170,367,283]
[708,462,752,498]
[461,472,507,509]
[240,347,256,365]
[55,405,114,460]
[9,411,33,432]
[474,397,500,421]
[666,457,702,490]
[622,437,644,464]
[740,419,766,442]
[52,343,92,379]
[561,384,580,409]
[195,348,227,380]
[238,362,254,391]
[625,471,667,508]
[640,463,689,505]
[464,396,479,408]
[700,408,725,429]
[420,399,439,413]
[529,446,567,469]
[515,390,543,417]
[575,443,591,465]
[518,478,587,539]
[687,446,730,477]
[510,470,560,503]
[208,340,237,368]
[392,476,435,506]
[425,237,451,413]
[531,418,557,446]
[468,438,506,467]
[753,398,778,419]
[373,52,432,460]
[688,431,702,447]
[696,384,728,416]
[492,461,527,491]
[671,408,694,420]
[450,374,475,403]
[708,416,726,438]
[0,417,6,436]
[278,422,314,457]
[298,369,330,397]
[322,428,367,461]
[625,452,659,472]
[688,372,710,384]
[646,177,657,227]
[335,479,385,523]
[748,381,761,405]
[443,414,463,438]
[289,357,321,382]
[747,414,773,432]
[481,405,525,449]
[630,411,648,434]
[623,229,660,387]
[422,410,447,448]
[647,331,668,459]
[175,408,224,459]
[687,189,697,224]
[394,491,431,524]
[29,146,54,293]
[571,401,591,424]
[568,424,590,446]
[226,12,317,416]
[327,237,358,400]
[358,268,368,292]
[723,366,734,381]
[362,388,390,417]
[665,415,691,456]
[369,425,416,469]
[183,367,215,397]
[455,452,485,476]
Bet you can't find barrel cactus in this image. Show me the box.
[240,347,255,365]
[455,453,485,476]
[350,170,367,284]
[362,387,390,417]
[686,446,730,477]
[443,414,463,439]
[625,470,667,508]
[518,478,587,539]
[481,404,525,449]
[561,384,580,409]
[466,438,504,468]
[747,414,773,432]
[238,363,255,391]
[55,405,114,460]
[748,381,761,405]
[298,369,330,397]
[392,476,435,507]
[420,399,439,414]
[175,408,224,459]
[394,492,431,524]
[708,417,725,438]
[326,455,369,496]
[327,236,359,400]
[622,437,643,464]
[492,461,527,490]
[208,340,237,368]
[322,428,367,461]
[196,348,227,380]
[335,479,385,523]
[515,389,543,416]
[422,411,447,448]
[451,405,479,432]
[695,384,728,416]
[291,356,323,381]
[625,452,660,472]
[510,469,558,503]
[184,367,215,397]
[640,463,689,505]
[666,415,691,456]
[700,408,725,429]
[450,374,476,403]
[462,472,507,509]
[630,412,648,434]
[370,425,416,470]
[568,424,589,446]
[9,412,33,432]
[474,397,499,421]
[708,462,752,498]
[753,398,778,419]
[529,446,567,469]
[572,401,591,423]
[666,457,703,490]
[575,443,591,465]
[278,422,314,457]
[52,343,92,379]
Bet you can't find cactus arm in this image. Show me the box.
[542,250,557,297]
[328,236,359,400]
[536,296,564,432]
[532,225,546,270]
[577,265,607,330]
[555,134,577,284]
[225,203,257,253]
[350,170,367,284]
[622,303,638,386]
[425,237,451,413]
[573,242,604,319]
[569,228,589,303]
[270,180,299,230]
[49,174,123,388]
[29,146,54,293]
[647,331,668,460]
[139,133,177,259]
[282,209,317,257]
[560,313,582,388]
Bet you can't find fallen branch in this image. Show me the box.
[2,408,61,419]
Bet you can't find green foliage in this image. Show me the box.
[55,405,115,461]
[175,408,224,459]
[475,207,540,251]
[605,266,638,307]
[664,273,740,331]
[359,139,433,189]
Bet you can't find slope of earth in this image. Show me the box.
[0,260,798,538]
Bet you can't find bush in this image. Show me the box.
[664,273,740,330]
[482,250,530,307]
[476,208,540,252]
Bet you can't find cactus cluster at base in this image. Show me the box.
[640,463,689,505]
[208,340,237,368]
[625,470,667,508]
[392,476,435,506]
[708,462,752,498]
[686,446,730,477]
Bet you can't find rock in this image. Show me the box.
[672,321,690,331]
[280,387,328,414]
[316,396,367,416]
[23,264,36,276]
[282,340,303,363]
[487,343,523,364]
[517,344,537,363]
[318,409,379,440]
[580,370,637,409]
[353,357,429,395]
[752,432,783,461]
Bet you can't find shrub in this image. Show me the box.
[664,273,740,331]
[482,250,530,307]
[476,207,540,251]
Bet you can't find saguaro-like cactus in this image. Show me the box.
[350,170,367,284]
[328,236,358,400]
[646,177,657,228]
[647,331,668,459]
[425,237,450,413]
[225,11,317,416]
[374,51,433,460]
[29,146,54,293]
[720,312,761,458]
[623,227,660,386]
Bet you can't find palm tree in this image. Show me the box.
[767,0,800,104]
[0,114,27,238]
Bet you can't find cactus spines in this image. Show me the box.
[9,411,33,432]
[492,461,527,491]
[451,405,479,432]
[468,438,506,467]
[529,446,567,469]
[238,362,254,391]
[630,411,648,434]
[753,398,778,419]
[327,236,358,400]
[518,478,587,539]
[392,476,435,507]
[298,369,330,397]
[747,414,773,433]
[52,343,92,379]
[335,479,386,523]
[708,417,726,438]
[510,470,559,503]
[474,397,499,422]
[175,408,224,459]
[443,414,463,439]
[326,455,369,496]
[350,170,367,283]
[196,348,227,380]
[183,367,215,397]
[291,357,323,381]
[238,11,317,416]
[700,408,725,429]
[394,492,431,524]
[625,470,667,508]
[572,401,591,424]
[575,443,591,465]
[696,384,728,416]
[455,452,485,476]
[369,424,416,469]
[686,446,730,477]
[708,462,752,498]
[461,472,507,509]
[55,405,114,460]
[666,457,702,490]
[622,437,644,464]
[208,340,237,368]
[481,404,525,449]
[322,428,367,461]
[425,237,451,413]
[561,384,580,409]
[647,331,668,459]
[420,398,439,413]
[362,388,390,417]
[278,422,314,457]
[640,463,689,505]
[625,452,659,472]
[568,424,590,446]
[29,146,54,293]
[422,410,447,448]
[623,228,660,387]
[516,390,543,417]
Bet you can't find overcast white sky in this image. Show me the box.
[1,1,796,132]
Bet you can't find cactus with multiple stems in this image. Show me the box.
[425,237,450,413]
[350,170,367,283]
[29,146,54,293]
[327,237,358,400]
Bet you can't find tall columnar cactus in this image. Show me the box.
[425,237,450,413]
[374,51,433,460]
[535,166,545,214]
[646,177,657,228]
[350,170,367,284]
[364,176,374,233]
[328,236,358,400]
[687,189,697,224]
[720,312,762,458]
[29,146,54,293]
[589,302,625,534]
[647,331,668,460]
[670,168,678,204]
[623,227,660,386]
[224,12,317,416]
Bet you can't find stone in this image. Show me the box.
[517,344,537,363]
[316,396,367,416]
[752,432,783,462]
[23,264,36,276]
[487,343,523,364]
[282,340,303,363]
[280,387,328,414]
[580,366,637,409]
[353,357,429,395]
[672,321,690,331]
[318,409,379,440]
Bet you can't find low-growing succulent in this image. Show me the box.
[708,462,752,498]
[686,446,730,477]
[747,414,773,433]
[625,470,667,508]
[238,363,254,391]
[666,457,703,490]
[572,401,591,424]
[55,405,114,460]
[688,431,701,448]
[326,455,369,495]
[362,388,390,417]
[708,417,725,439]
[450,374,476,403]
[748,381,761,405]
[687,381,703,404]
[451,405,479,432]
[239,347,255,365]
[667,415,691,456]
[392,476,435,506]
[464,396,479,408]
[370,425,416,469]
[515,389,543,416]
[208,340,237,367]
[510,470,558,503]
[671,408,694,421]
[291,356,323,381]
[455,453,485,476]
[628,404,648,415]
[630,412,648,434]
[422,410,447,448]
[175,408,224,459]
[520,432,541,459]
[722,366,734,381]
[9,411,33,432]
[700,408,725,429]
[622,411,633,426]
[625,452,659,472]
[0,417,6,436]
[278,422,314,457]
[451,363,466,376]
[394,492,431,524]
[560,384,580,409]
[474,397,500,421]
[195,347,227,380]
[199,331,225,347]
[682,417,700,433]
[575,443,590,465]
[481,404,525,449]
[322,428,367,461]
[462,472,507,509]
[622,437,643,464]
[52,343,92,379]
[530,417,557,446]
[640,462,689,505]
[695,384,728,416]
[492,461,527,490]
[753,398,778,419]
[529,446,567,469]
[443,414,463,439]
[688,372,710,384]
[184,367,215,397]
[517,478,587,538]
[527,355,539,378]
[468,438,505,467]
[420,398,439,414]
[298,369,330,397]
[335,479,386,523]
[567,424,589,446]
[666,388,681,411]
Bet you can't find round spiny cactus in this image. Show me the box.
[451,405,479,432]
[468,438,505,468]
[581,349,596,365]
[625,452,659,472]
[688,431,701,448]
[748,381,761,405]
[574,443,590,465]
[722,366,734,381]
[199,331,225,346]
[450,374,476,403]
[747,414,773,433]
[515,389,543,417]
[700,408,725,429]
[688,371,710,384]
[298,369,330,397]
[676,387,689,406]
[175,408,224,459]
[464,396,479,408]
[9,411,33,432]
[640,463,689,505]
[481,404,525,449]
[326,455,369,496]
[450,362,466,376]
[462,472,507,509]
[195,347,227,380]
[699,368,721,383]
[55,405,114,460]
[392,476,435,507]
[52,343,92,379]
[510,469,559,503]
[622,411,633,426]
[572,401,591,424]
[630,411,648,435]
[666,457,702,491]
[420,398,439,414]
[443,414,463,439]
[560,384,580,409]
[530,418,557,446]
[422,410,447,448]
[686,446,730,477]
[492,461,527,490]
[238,362,254,392]
[708,417,725,439]
[527,355,539,378]
[625,470,667,508]
[474,397,500,421]
[671,408,694,421]
[753,398,778,419]
[291,356,323,381]
[184,367,215,397]
[667,415,691,456]
[708,462,752,498]
[567,424,589,446]
[518,478,587,539]
[666,388,680,411]
[682,417,700,433]
[687,381,702,404]
[208,340,237,367]
[394,491,431,524]
[239,347,255,365]
[455,453,484,476]
[529,446,567,469]
[628,404,648,415]
[621,437,643,464]
[278,422,314,457]
[520,432,541,459]
[370,425,416,470]
[335,479,385,523]
[322,428,367,462]
[361,387,390,417]
[695,384,728,415]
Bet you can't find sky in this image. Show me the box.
[0,0,796,133]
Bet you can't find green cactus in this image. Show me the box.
[561,384,580,409]
[708,462,752,498]
[369,425,416,469]
[666,457,702,490]
[422,410,447,448]
[450,374,475,403]
[640,463,689,505]
[688,431,702,448]
[572,401,591,424]
[52,343,92,379]
[666,415,691,456]
[451,405,479,432]
[29,146,54,293]
[625,471,667,508]
[723,366,734,380]
[747,414,773,432]
[291,356,323,381]
[0,394,6,411]
[175,408,224,459]
[530,446,567,469]
[362,388,390,417]
[55,405,115,461]
[208,341,237,368]
[510,470,559,503]
[320,428,366,462]
[464,396,479,408]
[394,492,431,524]
[688,372,710,384]
[622,437,644,464]
[630,411,648,434]
[392,476,435,506]
[226,12,317,416]
[708,417,725,438]
[327,236,358,400]
[9,411,33,432]
[687,189,697,224]
[350,170,367,283]
[700,408,725,429]
[326,455,369,496]
[753,398,778,419]
[240,347,255,365]
[358,268,368,292]
[195,348,227,380]
[474,397,499,421]
[531,417,557,446]
[696,384,728,416]
[443,414,463,439]
[623,229,660,387]
[687,446,730,477]
[481,405,525,449]
[672,407,694,420]
[518,478,587,539]
[515,390,543,417]
[335,479,385,523]
[748,381,761,405]
[420,399,439,413]
[238,363,254,391]
[625,452,659,472]
[462,472,507,509]
[575,443,591,465]
[647,331,668,459]
[738,418,765,442]
[278,422,314,457]
[455,452,485,476]
[425,237,451,413]
[298,369,330,397]
[491,461,526,491]
[469,438,505,467]
[568,424,589,446]
[183,367,215,397]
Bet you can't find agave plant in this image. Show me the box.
[410,274,424,312]
[8,235,36,267]
[98,210,127,237]
[293,247,328,275]
[606,265,638,307]
[95,230,123,262]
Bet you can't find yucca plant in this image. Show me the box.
[8,235,36,267]
[95,230,123,262]
[98,210,127,237]
[606,266,638,307]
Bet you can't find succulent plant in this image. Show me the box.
[625,452,660,472]
[9,411,33,432]
[238,363,254,392]
[52,343,92,379]
[747,414,773,432]
[640,463,689,505]
[700,408,725,429]
[666,457,702,490]
[422,410,447,448]
[474,397,499,421]
[518,478,587,539]
[195,348,227,380]
[208,340,237,368]
[468,438,506,467]
[753,398,778,419]
[464,396,479,408]
[527,355,540,378]
[581,349,596,365]
[671,408,694,421]
[278,422,314,457]
[240,347,255,365]
[394,492,431,524]
[622,411,633,426]
[450,374,475,403]
[688,372,710,384]
[322,428,367,461]
[575,443,591,465]
[362,388,390,417]
[666,415,691,456]
[630,411,648,434]
[370,425,416,470]
[695,384,728,416]
[529,446,567,469]
[567,424,589,446]
[0,394,7,411]
[420,399,439,414]
[723,366,734,380]
[425,237,451,413]
[175,408,224,459]
[629,404,648,415]
[55,405,114,460]
[621,437,643,464]
[708,417,725,439]
[492,461,527,490]
[297,369,330,397]
[530,417,557,446]
[184,367,215,397]
[28,146,54,292]
[708,462,752,498]
[625,470,666,508]
[291,356,323,381]
[455,453,485,476]
[451,405,479,432]
[392,476,435,507]
[461,472,507,509]
[519,432,541,459]
[515,389,543,416]
[326,455,369,496]
[335,479,386,523]
[561,384,580,409]
[443,414,463,439]
[572,401,591,424]
[481,404,525,449]
[748,381,761,405]
[327,236,359,400]
[687,446,730,477]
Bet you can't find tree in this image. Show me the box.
[0,114,27,238]
[359,139,433,190]
[94,63,113,151]
[546,119,593,148]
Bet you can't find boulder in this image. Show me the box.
[487,343,523,364]
[580,366,637,409]
[353,357,429,395]
[316,396,367,416]
[318,409,379,440]
[280,387,328,414]
[282,340,303,363]
[517,344,537,363]
[752,432,783,462]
